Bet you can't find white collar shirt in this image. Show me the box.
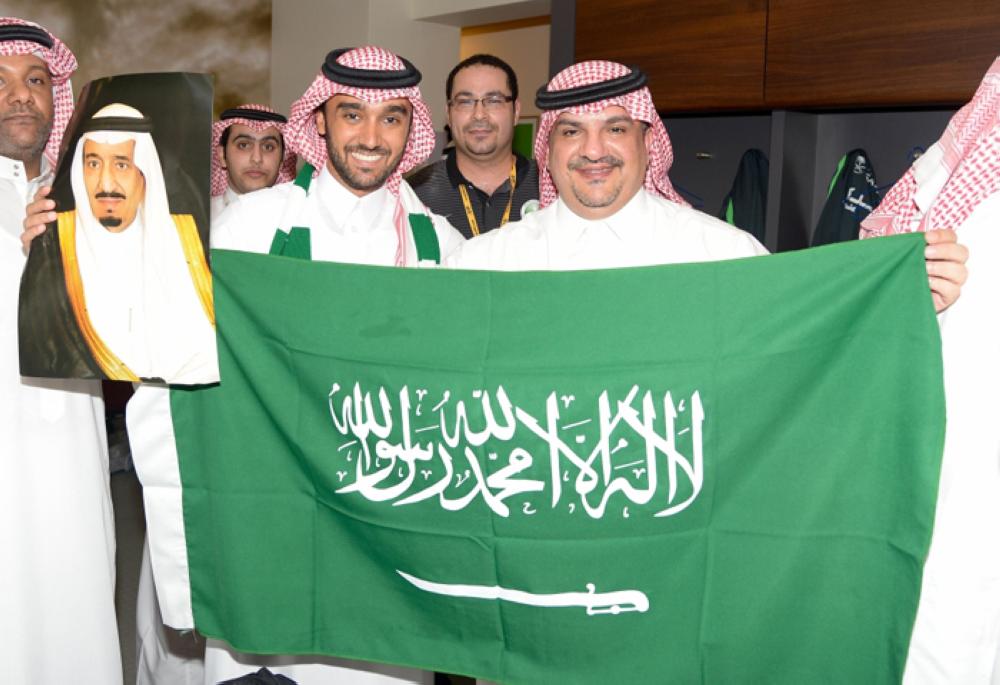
[210,186,241,221]
[0,155,120,682]
[212,164,462,265]
[446,188,768,271]
[900,160,1000,680]
[0,155,50,249]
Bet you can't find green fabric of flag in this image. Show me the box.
[171,233,944,684]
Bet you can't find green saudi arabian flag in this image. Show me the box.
[170,233,944,684]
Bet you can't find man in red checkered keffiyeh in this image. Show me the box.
[205,44,464,684]
[445,59,767,270]
[0,16,77,175]
[210,104,296,218]
[212,46,463,267]
[533,59,688,211]
[860,58,1000,685]
[285,46,436,197]
[856,60,991,313]
[448,59,967,311]
[1,16,124,685]
[861,58,1000,239]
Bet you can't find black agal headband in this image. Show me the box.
[535,66,648,110]
[321,48,422,89]
[0,24,54,49]
[80,115,154,134]
[220,107,287,124]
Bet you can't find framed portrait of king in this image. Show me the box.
[18,72,218,384]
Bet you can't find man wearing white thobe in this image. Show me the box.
[0,16,122,685]
[447,60,768,271]
[450,59,969,685]
[859,59,1000,682]
[449,60,965,304]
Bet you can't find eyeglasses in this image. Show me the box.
[448,95,514,112]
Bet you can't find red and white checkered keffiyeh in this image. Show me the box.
[284,46,434,195]
[534,60,688,209]
[210,103,297,196]
[0,17,77,168]
[284,46,435,266]
[861,57,1000,238]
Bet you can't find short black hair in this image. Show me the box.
[446,54,518,102]
[218,126,284,158]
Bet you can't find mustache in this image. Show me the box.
[94,191,127,200]
[568,155,624,171]
[2,104,42,121]
[463,122,496,132]
[346,144,390,156]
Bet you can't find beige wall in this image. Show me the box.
[412,0,549,24]
[269,1,552,128]
[459,21,550,118]
[270,0,460,129]
[269,0,369,121]
[369,0,461,129]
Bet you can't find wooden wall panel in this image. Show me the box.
[575,0,767,112]
[766,0,1000,108]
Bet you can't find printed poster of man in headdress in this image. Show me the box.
[18,72,218,384]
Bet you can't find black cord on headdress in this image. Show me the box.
[220,108,287,124]
[79,116,154,134]
[535,67,648,110]
[321,48,422,88]
[0,24,54,49]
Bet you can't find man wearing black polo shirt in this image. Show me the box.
[408,53,539,238]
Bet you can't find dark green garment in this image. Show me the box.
[718,148,769,243]
[811,149,880,247]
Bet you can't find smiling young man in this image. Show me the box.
[211,46,462,265]
[142,45,463,685]
[210,104,296,218]
[408,54,539,238]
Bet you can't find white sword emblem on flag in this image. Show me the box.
[397,571,649,616]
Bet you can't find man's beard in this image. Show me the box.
[93,191,127,228]
[0,108,52,163]
[459,122,499,157]
[567,154,625,208]
[327,141,404,193]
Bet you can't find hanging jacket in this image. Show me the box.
[812,149,879,247]
[718,148,769,244]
